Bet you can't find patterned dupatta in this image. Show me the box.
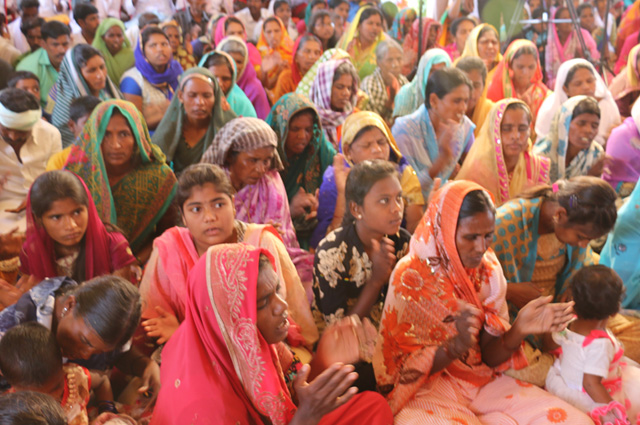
[486,39,549,131]
[296,48,350,98]
[373,181,527,415]
[152,244,297,424]
[388,8,416,43]
[309,58,359,148]
[265,93,336,201]
[337,5,387,80]
[64,100,177,252]
[456,99,550,205]
[533,95,604,182]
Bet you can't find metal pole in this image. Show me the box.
[416,0,423,72]
[600,0,613,84]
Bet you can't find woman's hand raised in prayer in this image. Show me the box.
[314,315,378,369]
[447,300,483,358]
[290,363,359,425]
[512,295,574,337]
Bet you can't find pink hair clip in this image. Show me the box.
[552,182,559,193]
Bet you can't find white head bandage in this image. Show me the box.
[0,103,42,131]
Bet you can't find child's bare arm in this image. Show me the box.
[90,371,114,403]
[582,373,612,403]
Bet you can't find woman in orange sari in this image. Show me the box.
[152,242,394,424]
[256,16,294,93]
[373,180,591,424]
[457,99,550,206]
[487,39,550,134]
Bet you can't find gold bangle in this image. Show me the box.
[0,256,20,273]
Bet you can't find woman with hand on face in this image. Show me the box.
[457,99,550,206]
[272,34,324,103]
[139,164,317,349]
[534,96,607,182]
[392,67,475,200]
[120,27,184,132]
[374,181,591,423]
[199,50,257,117]
[486,39,549,135]
[310,58,359,148]
[337,6,386,81]
[256,17,293,92]
[266,93,335,249]
[200,117,315,285]
[153,67,237,174]
[64,100,177,263]
[92,18,134,86]
[48,44,122,147]
[536,59,620,146]
[152,243,394,425]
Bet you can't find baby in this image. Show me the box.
[546,265,640,425]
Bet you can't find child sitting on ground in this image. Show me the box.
[0,322,114,425]
[546,265,640,425]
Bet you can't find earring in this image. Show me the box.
[61,307,68,318]
[357,214,362,220]
[553,215,559,224]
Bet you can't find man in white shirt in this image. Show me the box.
[234,0,268,44]
[8,0,39,54]
[0,88,62,233]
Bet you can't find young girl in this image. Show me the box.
[19,170,138,285]
[139,164,317,349]
[546,265,640,425]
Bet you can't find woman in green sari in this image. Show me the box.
[266,93,336,248]
[152,67,237,174]
[92,18,135,84]
[64,100,177,261]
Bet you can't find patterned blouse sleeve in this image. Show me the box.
[313,232,350,326]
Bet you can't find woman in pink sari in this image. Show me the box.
[214,16,262,68]
[201,117,315,287]
[401,18,442,76]
[151,242,393,425]
[546,7,600,87]
[139,164,317,348]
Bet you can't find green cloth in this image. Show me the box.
[47,47,122,147]
[266,93,336,201]
[64,99,177,253]
[198,51,257,119]
[152,67,237,174]
[16,48,59,108]
[92,18,135,84]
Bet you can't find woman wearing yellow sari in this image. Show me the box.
[456,23,502,97]
[457,99,550,206]
[337,5,386,81]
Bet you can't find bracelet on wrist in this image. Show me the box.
[98,400,118,414]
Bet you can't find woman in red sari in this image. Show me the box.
[151,243,393,425]
[373,181,591,423]
[487,39,550,135]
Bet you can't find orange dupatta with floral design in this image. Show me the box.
[372,181,527,415]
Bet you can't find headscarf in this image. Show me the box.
[290,34,321,86]
[216,36,271,119]
[198,50,257,118]
[134,33,184,93]
[152,243,297,424]
[341,110,402,166]
[19,172,135,281]
[48,47,123,147]
[256,16,293,66]
[92,18,135,84]
[214,16,262,68]
[402,18,442,61]
[337,5,387,80]
[373,180,527,415]
[458,23,502,66]
[393,48,451,118]
[296,48,350,98]
[535,58,620,145]
[64,100,177,252]
[602,98,640,190]
[309,58,359,148]
[200,117,283,170]
[609,44,640,104]
[533,95,605,182]
[389,7,415,43]
[160,20,197,71]
[0,105,41,131]
[456,99,550,205]
[152,67,237,173]
[265,93,336,200]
